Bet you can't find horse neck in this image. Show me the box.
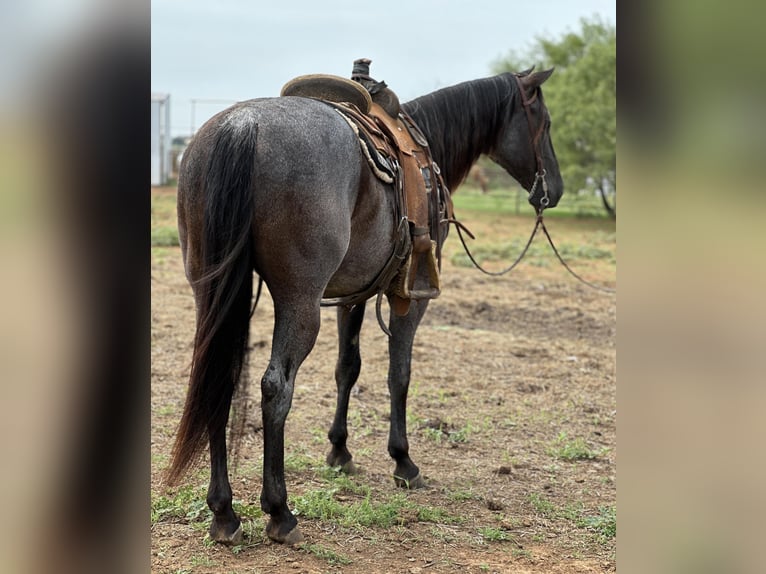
[402,74,516,192]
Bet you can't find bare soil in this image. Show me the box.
[151,187,616,573]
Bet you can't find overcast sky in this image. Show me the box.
[151,0,615,137]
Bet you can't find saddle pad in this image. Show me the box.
[280,74,372,114]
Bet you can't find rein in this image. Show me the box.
[450,209,615,294]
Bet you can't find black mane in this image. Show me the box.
[402,73,517,191]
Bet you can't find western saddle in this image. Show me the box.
[280,59,453,317]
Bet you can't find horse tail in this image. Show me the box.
[166,114,258,485]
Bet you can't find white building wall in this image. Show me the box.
[151,94,171,185]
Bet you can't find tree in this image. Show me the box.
[494,17,616,217]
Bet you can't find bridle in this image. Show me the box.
[513,72,549,212]
[449,74,615,293]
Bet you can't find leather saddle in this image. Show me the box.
[280,74,453,315]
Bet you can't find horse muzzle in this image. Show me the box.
[526,171,561,210]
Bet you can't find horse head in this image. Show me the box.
[489,68,563,211]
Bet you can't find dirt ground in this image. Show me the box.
[151,187,616,573]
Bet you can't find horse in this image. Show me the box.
[166,67,563,546]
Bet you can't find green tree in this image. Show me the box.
[494,17,616,217]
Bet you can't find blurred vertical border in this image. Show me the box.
[619,1,766,573]
[0,2,149,573]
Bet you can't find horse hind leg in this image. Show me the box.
[326,302,367,473]
[207,426,242,544]
[259,298,321,545]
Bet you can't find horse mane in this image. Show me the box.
[402,73,517,191]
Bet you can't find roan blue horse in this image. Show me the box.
[166,67,563,545]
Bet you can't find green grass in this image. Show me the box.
[299,543,352,565]
[151,484,262,527]
[450,234,614,269]
[547,432,607,461]
[529,492,557,518]
[478,526,512,542]
[417,505,463,524]
[528,493,616,543]
[152,226,180,247]
[151,485,211,525]
[151,187,180,246]
[582,505,616,541]
[290,478,462,531]
[291,489,401,528]
[454,185,612,219]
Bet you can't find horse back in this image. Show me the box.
[178,97,397,299]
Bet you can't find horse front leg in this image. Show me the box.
[327,302,366,473]
[386,297,429,489]
[260,300,321,545]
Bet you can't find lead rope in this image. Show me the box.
[449,171,546,277]
[537,218,616,293]
[450,171,615,293]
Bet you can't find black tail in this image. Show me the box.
[167,114,258,485]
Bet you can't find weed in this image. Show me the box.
[291,488,401,528]
[232,500,262,520]
[190,555,215,567]
[299,543,352,565]
[547,432,605,461]
[417,506,463,524]
[284,451,318,473]
[447,488,480,502]
[151,485,210,525]
[528,493,615,545]
[479,526,511,542]
[447,423,473,443]
[429,525,457,543]
[423,426,444,443]
[582,505,616,540]
[528,492,557,518]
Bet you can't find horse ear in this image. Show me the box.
[516,66,535,78]
[529,68,554,86]
[519,67,554,94]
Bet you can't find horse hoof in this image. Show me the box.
[326,453,357,474]
[265,520,305,546]
[394,471,427,489]
[210,522,243,546]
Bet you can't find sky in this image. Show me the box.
[151,0,615,137]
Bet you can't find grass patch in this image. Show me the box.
[291,489,403,528]
[417,505,463,524]
[528,493,616,544]
[284,450,319,473]
[151,484,262,532]
[446,488,481,502]
[151,186,180,246]
[582,505,616,540]
[547,432,607,461]
[152,226,180,247]
[420,420,475,444]
[291,483,462,531]
[151,485,210,525]
[452,186,612,219]
[450,235,614,269]
[299,543,352,566]
[529,492,557,518]
[478,526,512,542]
